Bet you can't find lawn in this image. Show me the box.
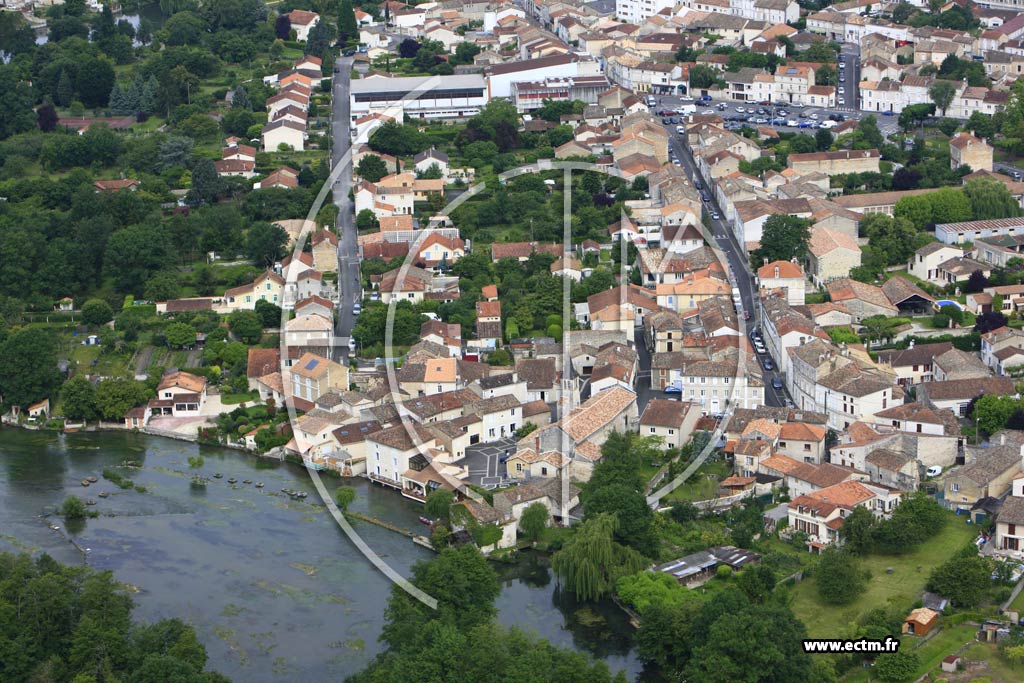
[221,391,260,405]
[840,623,978,683]
[660,456,731,504]
[791,515,977,639]
[68,343,131,379]
[958,641,1024,682]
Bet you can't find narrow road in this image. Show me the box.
[331,55,360,361]
[665,124,788,407]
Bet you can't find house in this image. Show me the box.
[255,167,300,190]
[881,276,935,316]
[262,119,305,153]
[365,423,442,492]
[757,260,805,306]
[655,546,762,586]
[27,399,49,420]
[414,147,449,176]
[639,399,700,449]
[918,377,1016,416]
[826,278,897,321]
[980,326,1024,370]
[949,132,993,173]
[908,243,966,284]
[286,9,320,41]
[149,370,208,418]
[493,477,581,526]
[943,443,1021,510]
[903,608,939,636]
[876,341,954,387]
[288,353,349,409]
[807,227,862,287]
[224,270,285,310]
[94,179,140,193]
[788,149,880,176]
[786,480,889,551]
[932,348,991,382]
[777,422,827,464]
[414,233,465,268]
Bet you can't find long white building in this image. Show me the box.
[349,74,488,120]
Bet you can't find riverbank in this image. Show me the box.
[0,428,648,682]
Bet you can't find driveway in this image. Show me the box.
[462,437,517,488]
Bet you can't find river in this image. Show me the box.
[0,429,651,682]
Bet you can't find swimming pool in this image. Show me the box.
[934,299,964,312]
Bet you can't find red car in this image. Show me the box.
[744,310,750,321]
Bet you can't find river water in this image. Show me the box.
[0,429,649,682]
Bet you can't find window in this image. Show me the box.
[516,463,522,472]
[804,443,811,451]
[951,483,960,493]
[779,441,787,448]
[541,467,548,476]
[650,427,656,434]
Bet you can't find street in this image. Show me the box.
[331,55,361,361]
[663,120,790,408]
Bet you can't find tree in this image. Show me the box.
[519,502,549,545]
[75,56,116,108]
[735,564,776,605]
[815,127,833,151]
[0,327,61,408]
[334,485,356,510]
[689,64,718,90]
[368,120,430,156]
[975,310,1008,334]
[275,14,290,39]
[815,547,869,605]
[964,177,1022,220]
[929,187,973,224]
[90,379,145,421]
[187,157,222,206]
[82,299,114,326]
[60,496,89,519]
[159,136,194,171]
[356,209,378,230]
[245,222,289,267]
[0,11,36,55]
[254,299,283,328]
[873,651,920,682]
[143,272,182,302]
[398,38,421,59]
[56,68,74,107]
[750,214,812,266]
[425,488,455,524]
[61,376,97,421]
[37,103,59,133]
[929,80,956,116]
[965,269,989,294]
[228,310,263,344]
[104,225,172,295]
[164,322,197,348]
[585,483,659,557]
[839,505,877,554]
[551,513,647,601]
[971,394,1020,437]
[894,194,934,230]
[338,0,357,42]
[356,154,388,182]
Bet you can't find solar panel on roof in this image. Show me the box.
[305,359,319,370]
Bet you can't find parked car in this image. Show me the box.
[736,106,746,113]
[701,193,711,202]
[772,378,783,390]
[663,385,682,394]
[353,303,362,315]
[717,103,727,110]
[809,112,819,120]
[926,465,942,477]
[761,358,774,371]
[786,119,799,127]
[700,94,713,101]
[710,211,720,219]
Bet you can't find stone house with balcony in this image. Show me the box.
[950,132,993,172]
[786,480,893,551]
[943,443,1022,511]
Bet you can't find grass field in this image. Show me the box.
[792,516,977,639]
[661,457,731,504]
[840,623,978,683]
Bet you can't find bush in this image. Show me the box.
[82,299,114,326]
[873,651,920,682]
[816,548,869,605]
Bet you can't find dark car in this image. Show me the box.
[700,95,713,102]
[343,49,356,57]
[772,378,783,390]
[761,358,774,371]
[701,193,711,202]
[694,180,702,191]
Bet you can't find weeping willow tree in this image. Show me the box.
[552,513,647,602]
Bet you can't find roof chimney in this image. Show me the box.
[908,340,914,349]
[774,265,780,278]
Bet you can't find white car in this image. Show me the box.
[838,86,845,94]
[926,465,942,478]
[786,119,799,127]
[838,97,845,105]
[819,120,837,129]
[702,109,714,115]
[809,112,819,120]
[348,337,357,350]
[736,106,746,113]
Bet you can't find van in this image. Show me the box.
[646,96,657,107]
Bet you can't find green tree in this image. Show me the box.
[61,376,97,421]
[334,485,356,510]
[839,505,877,554]
[228,310,263,344]
[929,80,956,116]
[815,127,834,151]
[104,224,172,295]
[585,483,659,557]
[60,496,89,519]
[0,327,61,408]
[254,299,283,329]
[368,120,429,156]
[964,177,1022,220]
[425,488,455,524]
[816,547,869,605]
[972,394,1021,436]
[82,299,114,326]
[689,64,718,90]
[929,187,972,224]
[735,564,776,605]
[337,0,357,42]
[164,322,197,348]
[894,194,934,230]
[551,513,647,601]
[356,154,389,182]
[873,651,920,682]
[245,222,289,267]
[94,379,147,420]
[356,209,378,230]
[750,215,812,266]
[519,502,549,545]
[143,271,182,302]
[187,157,222,206]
